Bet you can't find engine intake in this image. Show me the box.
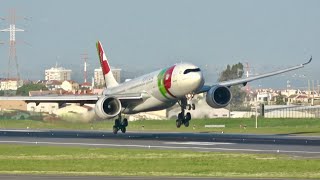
[95,96,121,119]
[206,85,232,108]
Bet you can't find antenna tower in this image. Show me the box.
[81,53,89,83]
[0,9,24,80]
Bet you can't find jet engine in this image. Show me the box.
[95,96,122,119]
[206,85,232,108]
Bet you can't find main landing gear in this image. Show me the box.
[176,94,196,128]
[113,114,128,134]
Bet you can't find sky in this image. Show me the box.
[0,0,319,89]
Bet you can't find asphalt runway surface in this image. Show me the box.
[0,129,320,158]
[0,129,319,180]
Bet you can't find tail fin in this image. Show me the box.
[96,41,119,88]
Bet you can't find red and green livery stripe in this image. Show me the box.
[157,65,176,99]
[96,41,111,75]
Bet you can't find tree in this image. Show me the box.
[16,83,48,96]
[218,63,244,82]
[218,62,246,110]
[275,94,287,105]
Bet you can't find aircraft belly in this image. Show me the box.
[123,96,176,114]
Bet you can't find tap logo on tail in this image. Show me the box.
[96,41,111,75]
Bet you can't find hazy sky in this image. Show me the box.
[0,0,319,88]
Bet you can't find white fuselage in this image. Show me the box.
[103,63,204,114]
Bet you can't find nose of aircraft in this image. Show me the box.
[184,71,204,92]
[174,68,204,97]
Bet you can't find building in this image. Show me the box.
[94,67,121,87]
[45,66,72,81]
[45,80,62,91]
[0,79,23,90]
[61,80,79,91]
[27,102,59,114]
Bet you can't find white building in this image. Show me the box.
[45,66,72,81]
[61,80,79,91]
[94,67,121,87]
[0,79,23,90]
[27,102,59,114]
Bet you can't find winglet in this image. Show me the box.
[303,56,312,66]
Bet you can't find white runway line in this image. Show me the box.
[164,141,234,145]
[0,140,319,154]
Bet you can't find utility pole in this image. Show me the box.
[81,53,89,83]
[312,80,315,106]
[0,17,4,44]
[308,80,310,99]
[317,80,319,95]
[0,9,24,81]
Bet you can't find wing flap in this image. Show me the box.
[0,95,100,104]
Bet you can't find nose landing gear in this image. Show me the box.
[176,94,195,128]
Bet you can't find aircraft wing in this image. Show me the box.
[0,95,100,104]
[0,93,146,106]
[198,57,312,93]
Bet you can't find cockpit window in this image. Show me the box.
[183,68,201,74]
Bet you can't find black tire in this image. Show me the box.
[112,126,118,134]
[176,119,182,128]
[121,127,126,133]
[178,113,183,120]
[187,104,191,110]
[115,119,121,127]
[184,121,189,127]
[123,118,128,127]
[192,103,195,110]
[185,112,191,121]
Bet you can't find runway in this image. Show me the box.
[0,129,320,158]
[0,129,319,180]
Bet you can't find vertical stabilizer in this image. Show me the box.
[96,41,119,88]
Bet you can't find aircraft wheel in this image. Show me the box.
[115,119,121,127]
[184,121,189,127]
[123,118,128,127]
[112,126,118,134]
[185,112,191,121]
[187,104,192,110]
[192,104,195,110]
[176,119,182,128]
[121,126,126,133]
[178,113,184,120]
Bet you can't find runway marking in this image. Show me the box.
[0,129,47,132]
[0,140,319,155]
[164,142,234,145]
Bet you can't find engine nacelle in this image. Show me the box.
[206,85,232,108]
[94,96,122,119]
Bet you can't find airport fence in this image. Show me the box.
[263,105,320,118]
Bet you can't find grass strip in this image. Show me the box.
[0,145,319,178]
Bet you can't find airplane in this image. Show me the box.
[0,41,312,134]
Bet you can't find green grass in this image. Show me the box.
[1,118,320,135]
[0,144,319,178]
